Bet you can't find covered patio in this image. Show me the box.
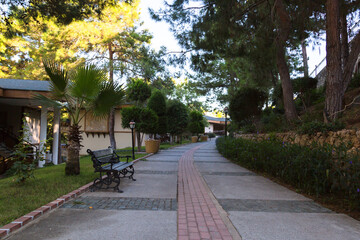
[0,79,61,167]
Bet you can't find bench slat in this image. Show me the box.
[112,162,133,171]
[92,148,113,158]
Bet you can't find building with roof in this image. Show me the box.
[0,79,61,170]
[0,79,139,174]
[204,115,230,135]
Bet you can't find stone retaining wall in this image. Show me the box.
[235,129,360,152]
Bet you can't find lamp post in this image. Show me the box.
[224,107,228,138]
[130,120,135,160]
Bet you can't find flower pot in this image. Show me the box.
[191,136,198,143]
[145,139,160,153]
[200,135,208,142]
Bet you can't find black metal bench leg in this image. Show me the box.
[112,172,123,193]
[128,166,136,181]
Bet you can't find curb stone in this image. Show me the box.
[0,153,153,239]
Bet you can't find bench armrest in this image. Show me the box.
[120,155,132,163]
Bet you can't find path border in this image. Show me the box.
[0,153,153,239]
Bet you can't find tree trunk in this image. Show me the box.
[108,43,116,149]
[65,124,82,175]
[136,131,142,152]
[325,0,343,121]
[274,0,298,121]
[342,32,360,95]
[340,4,349,69]
[301,39,309,77]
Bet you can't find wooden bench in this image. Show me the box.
[87,148,136,193]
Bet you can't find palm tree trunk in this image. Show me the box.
[65,124,82,175]
[108,43,116,149]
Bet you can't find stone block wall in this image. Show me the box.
[235,129,360,153]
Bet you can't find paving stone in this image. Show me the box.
[194,161,233,164]
[145,160,179,163]
[201,172,256,176]
[61,196,177,211]
[136,170,177,175]
[219,199,332,213]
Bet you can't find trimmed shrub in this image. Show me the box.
[188,111,205,135]
[298,120,345,135]
[148,90,167,135]
[216,137,360,210]
[126,78,151,104]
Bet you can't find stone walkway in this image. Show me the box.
[5,140,360,240]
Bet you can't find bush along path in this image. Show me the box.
[216,137,360,218]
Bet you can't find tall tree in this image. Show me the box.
[273,0,298,120]
[152,0,321,121]
[323,0,360,121]
[1,1,150,149]
[325,0,342,121]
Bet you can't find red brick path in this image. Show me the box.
[177,146,233,240]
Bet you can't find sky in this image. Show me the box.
[139,0,182,53]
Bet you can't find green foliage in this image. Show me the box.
[171,80,209,112]
[259,108,291,133]
[2,0,120,30]
[148,90,166,116]
[166,100,189,136]
[347,73,360,90]
[121,106,159,134]
[207,132,216,138]
[298,120,345,135]
[229,87,267,124]
[292,77,317,93]
[216,137,360,210]
[126,78,151,105]
[11,161,37,184]
[188,111,205,135]
[10,115,44,183]
[292,77,320,110]
[37,61,125,175]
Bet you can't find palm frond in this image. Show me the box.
[34,94,63,109]
[43,59,68,99]
[91,82,125,117]
[70,65,106,100]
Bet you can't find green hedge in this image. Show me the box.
[216,137,360,210]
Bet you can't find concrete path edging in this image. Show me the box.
[0,153,153,239]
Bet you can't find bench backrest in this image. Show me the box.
[87,148,118,171]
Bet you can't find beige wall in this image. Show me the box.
[24,107,41,145]
[78,109,145,155]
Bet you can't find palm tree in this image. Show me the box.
[36,61,125,175]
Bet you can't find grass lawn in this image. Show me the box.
[0,152,147,226]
